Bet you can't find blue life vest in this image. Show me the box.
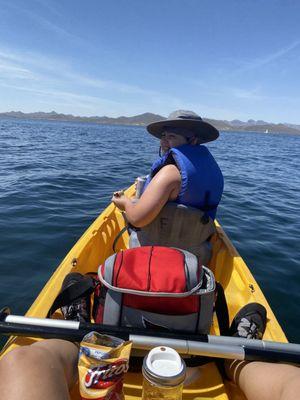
[143,144,223,219]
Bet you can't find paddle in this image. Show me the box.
[1,311,300,364]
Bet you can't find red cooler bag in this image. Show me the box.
[93,246,215,334]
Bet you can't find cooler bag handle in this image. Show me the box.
[98,264,215,298]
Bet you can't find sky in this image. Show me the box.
[1,0,300,123]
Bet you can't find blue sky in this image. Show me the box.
[1,0,300,123]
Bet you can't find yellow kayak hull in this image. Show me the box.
[0,185,287,399]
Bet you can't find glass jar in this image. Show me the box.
[142,346,186,400]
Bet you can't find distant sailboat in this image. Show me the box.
[265,129,269,133]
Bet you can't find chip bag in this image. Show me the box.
[78,331,132,400]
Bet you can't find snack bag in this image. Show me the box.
[78,331,132,400]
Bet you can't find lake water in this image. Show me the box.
[0,118,299,343]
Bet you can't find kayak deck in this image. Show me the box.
[0,185,287,399]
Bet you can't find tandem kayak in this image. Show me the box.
[0,185,288,400]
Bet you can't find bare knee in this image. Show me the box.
[0,346,55,381]
[279,368,300,400]
[0,341,78,393]
[0,345,51,389]
[0,340,76,374]
[0,346,44,370]
[32,339,79,387]
[0,344,76,400]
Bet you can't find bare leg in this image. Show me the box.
[226,360,300,400]
[0,339,78,400]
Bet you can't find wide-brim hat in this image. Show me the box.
[147,110,219,144]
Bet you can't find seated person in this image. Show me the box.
[113,110,224,264]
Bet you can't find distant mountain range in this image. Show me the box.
[1,110,300,134]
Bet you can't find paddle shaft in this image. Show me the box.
[1,315,300,364]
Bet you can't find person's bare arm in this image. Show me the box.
[112,164,181,227]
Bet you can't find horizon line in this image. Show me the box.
[1,109,300,126]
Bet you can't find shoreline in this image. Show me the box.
[1,115,300,136]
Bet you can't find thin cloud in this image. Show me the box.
[32,0,63,18]
[1,2,89,49]
[0,82,123,107]
[235,40,300,74]
[0,61,37,80]
[0,81,171,117]
[0,45,163,98]
[0,51,41,81]
[188,79,265,101]
[230,87,264,100]
[63,72,160,96]
[0,49,25,63]
[0,46,71,78]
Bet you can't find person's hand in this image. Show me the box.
[113,190,125,198]
[111,190,128,211]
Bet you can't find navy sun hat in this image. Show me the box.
[147,110,219,144]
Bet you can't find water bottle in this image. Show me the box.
[135,175,148,198]
[142,346,186,400]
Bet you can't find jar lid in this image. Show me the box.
[143,346,186,386]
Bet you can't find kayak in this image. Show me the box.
[0,184,287,399]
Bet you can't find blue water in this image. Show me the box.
[0,118,299,343]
